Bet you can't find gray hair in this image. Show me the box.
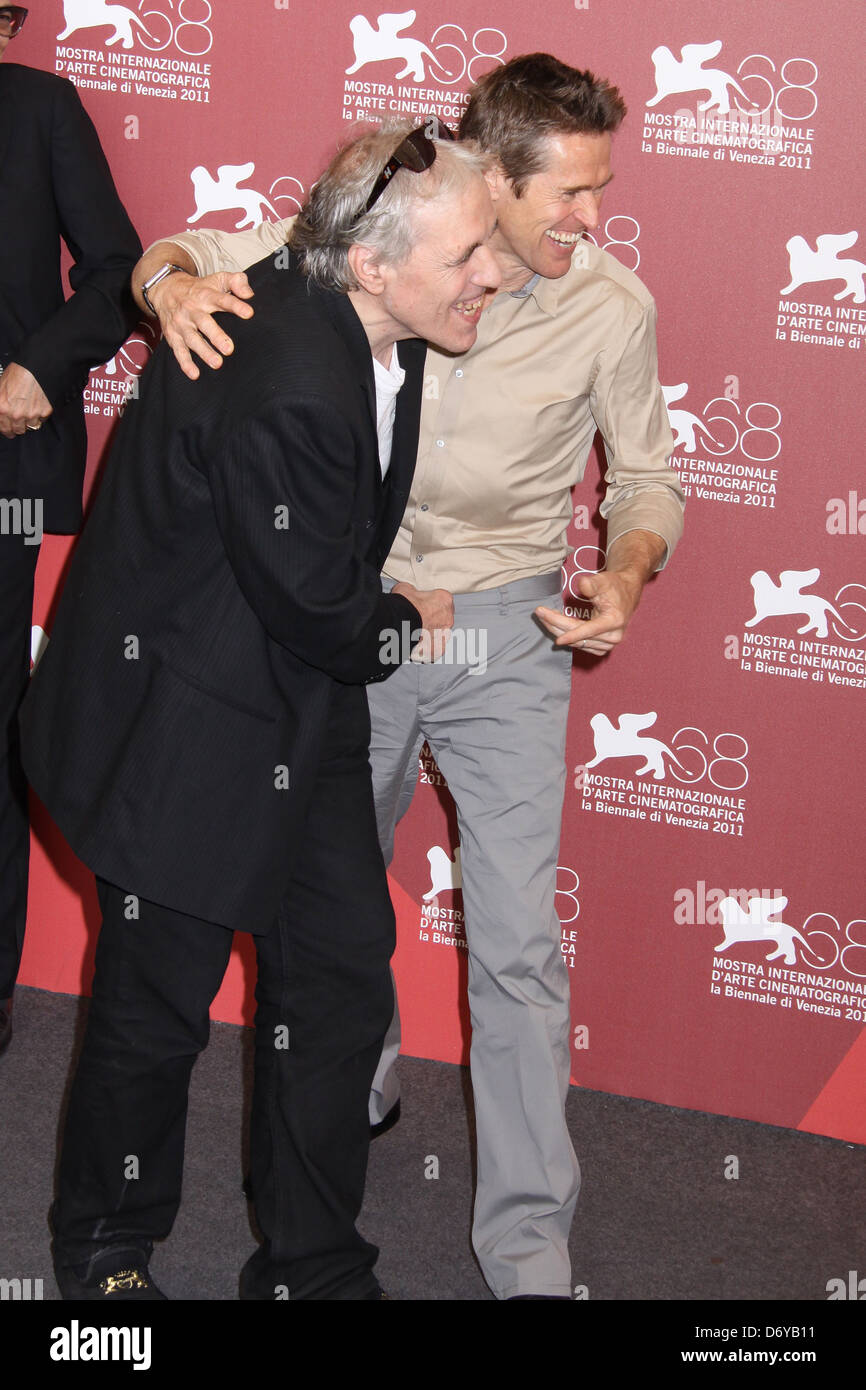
[291,119,488,292]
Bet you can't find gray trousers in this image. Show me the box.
[367,572,580,1299]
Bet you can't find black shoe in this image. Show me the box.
[370,1098,401,1140]
[56,1251,167,1301]
[0,1000,11,1056]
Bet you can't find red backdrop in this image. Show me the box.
[15,0,866,1145]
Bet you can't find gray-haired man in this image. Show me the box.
[23,120,499,1301]
[133,54,685,1301]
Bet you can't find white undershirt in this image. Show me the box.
[372,343,406,478]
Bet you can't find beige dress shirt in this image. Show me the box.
[161,220,684,593]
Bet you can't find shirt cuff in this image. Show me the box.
[604,492,685,571]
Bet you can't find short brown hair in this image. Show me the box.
[460,53,626,195]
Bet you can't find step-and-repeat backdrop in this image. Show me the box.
[16,1,865,1145]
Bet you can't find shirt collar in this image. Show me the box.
[504,261,571,319]
[509,273,540,300]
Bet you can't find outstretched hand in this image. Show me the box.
[148,270,255,380]
[535,571,645,656]
[535,531,667,656]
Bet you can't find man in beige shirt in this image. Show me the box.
[133,55,684,1301]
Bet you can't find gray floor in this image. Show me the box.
[2,985,864,1302]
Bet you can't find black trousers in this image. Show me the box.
[0,532,40,1000]
[52,685,396,1299]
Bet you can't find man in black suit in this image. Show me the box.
[0,5,142,1052]
[20,120,499,1299]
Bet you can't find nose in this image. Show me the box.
[573,191,601,232]
[472,243,502,292]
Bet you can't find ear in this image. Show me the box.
[348,242,387,296]
[484,161,510,204]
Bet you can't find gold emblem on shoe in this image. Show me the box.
[98,1268,150,1293]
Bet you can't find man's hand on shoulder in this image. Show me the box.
[147,270,255,381]
[534,531,667,656]
[0,364,53,438]
[392,583,455,662]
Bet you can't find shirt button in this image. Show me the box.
[416,554,424,562]
[455,369,464,378]
[420,503,429,512]
[435,439,445,448]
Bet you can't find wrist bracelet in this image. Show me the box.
[142,263,186,316]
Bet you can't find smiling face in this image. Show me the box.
[370,172,502,356]
[486,130,613,291]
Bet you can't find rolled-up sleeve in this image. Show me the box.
[592,300,685,569]
[149,219,296,277]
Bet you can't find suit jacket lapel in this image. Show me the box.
[390,337,424,494]
[312,272,379,452]
[380,336,425,547]
[299,264,425,549]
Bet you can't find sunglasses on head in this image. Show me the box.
[0,7,28,38]
[353,117,455,224]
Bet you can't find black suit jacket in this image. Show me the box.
[20,250,426,933]
[0,63,141,533]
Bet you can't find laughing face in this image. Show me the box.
[487,131,613,291]
[374,172,501,355]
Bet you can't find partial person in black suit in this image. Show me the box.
[20,119,500,1299]
[0,5,142,1052]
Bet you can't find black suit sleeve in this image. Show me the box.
[206,395,422,683]
[13,79,142,406]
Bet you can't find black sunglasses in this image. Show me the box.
[354,117,455,224]
[0,6,28,37]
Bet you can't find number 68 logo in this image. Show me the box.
[670,728,749,791]
[556,866,580,923]
[797,914,866,978]
[132,0,213,56]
